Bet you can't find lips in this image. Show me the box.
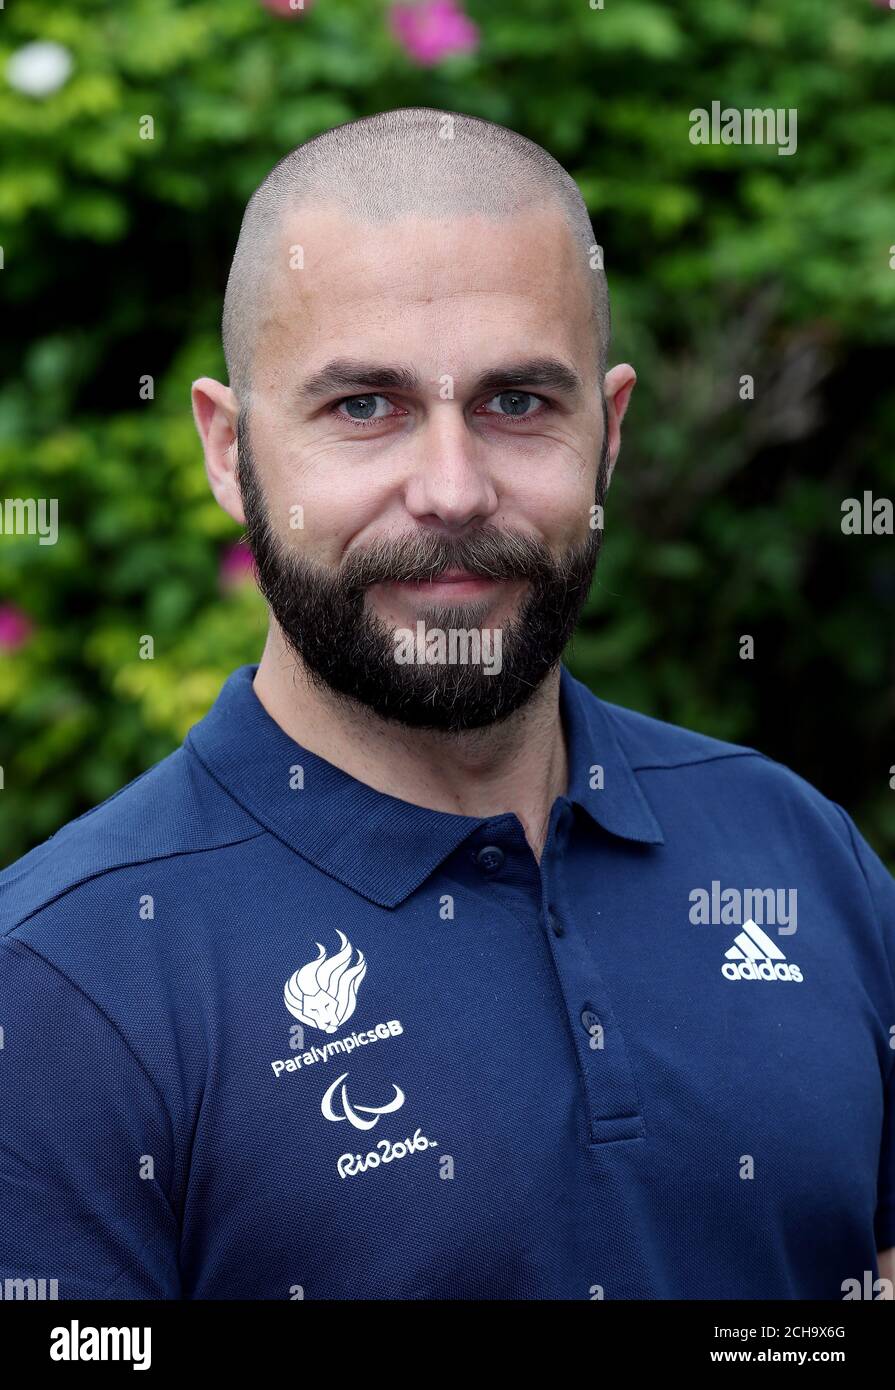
[424,569,483,583]
[390,570,497,592]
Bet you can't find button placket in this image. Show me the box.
[540,804,644,1146]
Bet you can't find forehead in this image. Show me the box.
[252,202,596,389]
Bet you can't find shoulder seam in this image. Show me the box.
[51,763,161,834]
[596,701,767,771]
[1,830,268,937]
[628,749,770,773]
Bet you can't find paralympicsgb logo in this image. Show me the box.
[284,931,368,1033]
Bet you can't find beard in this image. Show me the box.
[235,408,609,733]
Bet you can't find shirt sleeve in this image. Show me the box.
[0,935,181,1299]
[833,806,895,1253]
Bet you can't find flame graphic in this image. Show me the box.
[284,930,367,1033]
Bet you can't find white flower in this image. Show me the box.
[6,41,73,98]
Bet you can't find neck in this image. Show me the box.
[252,628,569,862]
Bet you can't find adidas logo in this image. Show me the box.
[721,918,803,982]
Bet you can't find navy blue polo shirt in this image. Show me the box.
[1,662,893,1300]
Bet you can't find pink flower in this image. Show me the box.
[219,541,256,590]
[258,0,313,17]
[0,603,34,651]
[389,0,479,66]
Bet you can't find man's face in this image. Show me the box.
[236,203,609,732]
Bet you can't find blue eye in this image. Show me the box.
[331,389,548,429]
[480,391,545,418]
[335,394,394,422]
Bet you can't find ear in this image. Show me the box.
[191,377,245,526]
[603,363,636,486]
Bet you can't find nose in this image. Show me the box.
[402,406,500,530]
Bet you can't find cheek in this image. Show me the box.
[516,468,596,545]
[274,463,402,568]
[496,427,597,516]
[254,443,369,552]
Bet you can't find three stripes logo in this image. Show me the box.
[721,918,803,983]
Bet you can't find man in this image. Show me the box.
[1,108,893,1301]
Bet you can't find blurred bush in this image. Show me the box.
[1,0,894,866]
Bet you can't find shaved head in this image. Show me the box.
[222,107,610,408]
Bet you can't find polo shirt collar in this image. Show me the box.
[561,665,665,848]
[186,663,663,908]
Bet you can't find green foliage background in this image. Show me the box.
[1,0,894,867]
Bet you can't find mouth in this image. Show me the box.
[384,569,502,599]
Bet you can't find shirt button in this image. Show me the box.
[581,1008,600,1034]
[548,910,564,937]
[475,844,505,875]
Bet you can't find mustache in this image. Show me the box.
[338,526,564,594]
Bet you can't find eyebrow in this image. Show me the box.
[297,356,585,404]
